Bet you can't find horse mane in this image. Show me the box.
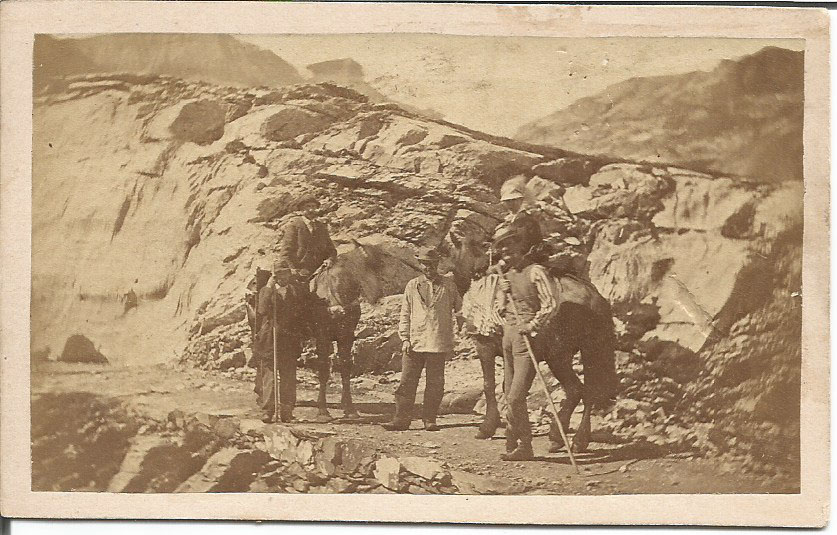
[310,262,360,308]
[310,241,387,307]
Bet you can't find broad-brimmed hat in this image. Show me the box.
[291,193,320,212]
[499,178,526,202]
[491,223,523,249]
[416,247,441,264]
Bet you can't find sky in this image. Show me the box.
[240,35,804,137]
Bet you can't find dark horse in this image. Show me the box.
[461,270,617,453]
[306,240,386,421]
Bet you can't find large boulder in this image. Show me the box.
[58,334,108,364]
[168,100,227,144]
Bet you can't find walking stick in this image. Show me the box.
[272,287,280,424]
[495,266,580,474]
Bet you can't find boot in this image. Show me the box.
[423,419,440,432]
[279,408,295,423]
[382,395,412,431]
[261,411,274,424]
[501,441,534,461]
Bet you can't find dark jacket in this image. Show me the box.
[254,281,302,361]
[275,215,337,277]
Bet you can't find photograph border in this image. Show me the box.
[0,1,829,526]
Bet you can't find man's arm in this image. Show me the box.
[275,219,300,270]
[398,281,413,348]
[446,277,463,330]
[529,265,557,331]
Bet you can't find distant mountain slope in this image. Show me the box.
[306,57,443,120]
[34,34,303,89]
[516,47,803,183]
[34,36,97,89]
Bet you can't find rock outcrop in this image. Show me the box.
[32,393,522,494]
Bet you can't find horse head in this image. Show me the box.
[338,239,387,304]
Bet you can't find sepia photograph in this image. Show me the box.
[0,1,829,526]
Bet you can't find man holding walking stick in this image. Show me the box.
[254,262,303,423]
[491,224,560,461]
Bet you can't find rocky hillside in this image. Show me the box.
[34,34,303,91]
[33,73,801,473]
[516,47,803,183]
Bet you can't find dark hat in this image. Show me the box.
[291,193,320,212]
[272,259,294,275]
[491,223,523,248]
[416,247,441,263]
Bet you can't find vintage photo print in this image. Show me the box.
[0,1,829,526]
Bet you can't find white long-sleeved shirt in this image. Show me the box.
[398,274,462,353]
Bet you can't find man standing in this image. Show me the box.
[254,263,302,423]
[492,224,558,461]
[275,194,337,281]
[383,248,462,432]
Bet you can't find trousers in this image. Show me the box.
[254,324,300,416]
[394,350,448,422]
[502,322,542,444]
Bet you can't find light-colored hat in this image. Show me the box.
[499,179,526,201]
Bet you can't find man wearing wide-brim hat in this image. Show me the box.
[383,247,462,432]
[253,260,303,423]
[499,175,547,263]
[275,193,337,281]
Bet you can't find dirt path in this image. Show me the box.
[31,361,796,495]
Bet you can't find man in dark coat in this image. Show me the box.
[253,263,303,423]
[275,194,337,281]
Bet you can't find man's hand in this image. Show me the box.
[401,341,411,355]
[520,321,538,337]
[322,258,334,269]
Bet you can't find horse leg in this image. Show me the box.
[572,319,615,453]
[315,333,333,422]
[337,332,359,419]
[573,396,592,453]
[545,346,583,453]
[474,335,500,439]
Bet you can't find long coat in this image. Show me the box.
[275,216,337,277]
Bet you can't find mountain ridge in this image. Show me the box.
[35,34,304,90]
[515,46,804,183]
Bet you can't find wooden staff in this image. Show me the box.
[272,286,280,424]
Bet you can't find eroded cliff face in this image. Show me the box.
[33,74,802,466]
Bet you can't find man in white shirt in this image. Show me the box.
[383,247,461,431]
